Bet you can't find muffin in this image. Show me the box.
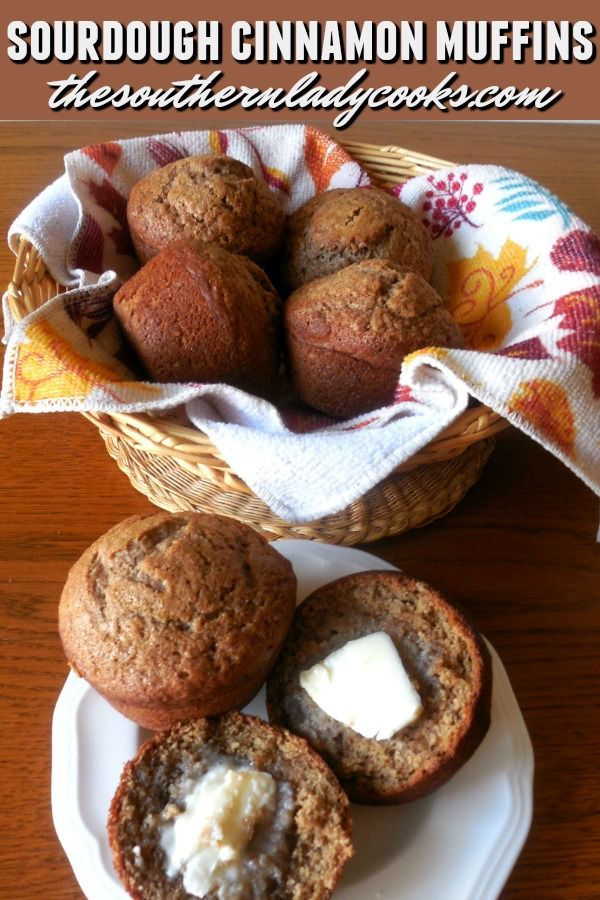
[280,186,433,291]
[109,713,352,900]
[284,259,464,418]
[59,512,297,730]
[127,154,285,264]
[267,571,492,805]
[113,241,281,396]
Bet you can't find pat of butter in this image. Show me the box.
[160,765,276,897]
[299,631,422,740]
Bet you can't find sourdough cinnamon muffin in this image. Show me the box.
[284,259,464,418]
[113,241,281,396]
[109,713,353,900]
[59,513,297,730]
[280,187,433,290]
[267,571,492,805]
[127,154,285,263]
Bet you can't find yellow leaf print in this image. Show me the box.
[14,320,157,404]
[209,130,228,155]
[403,346,449,366]
[447,238,537,351]
[509,379,576,456]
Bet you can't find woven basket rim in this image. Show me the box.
[5,137,508,494]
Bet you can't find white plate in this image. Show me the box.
[52,540,534,900]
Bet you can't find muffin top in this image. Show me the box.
[281,186,433,290]
[59,512,297,712]
[267,570,492,804]
[127,154,285,263]
[285,259,463,370]
[113,240,281,394]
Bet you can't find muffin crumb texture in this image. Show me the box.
[108,713,353,899]
[267,571,492,804]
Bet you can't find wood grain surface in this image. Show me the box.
[0,122,599,900]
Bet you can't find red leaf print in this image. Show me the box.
[280,403,339,432]
[65,291,115,342]
[259,165,289,195]
[65,290,113,332]
[240,133,290,195]
[148,138,186,168]
[74,214,104,274]
[107,225,135,258]
[422,172,483,239]
[550,229,600,275]
[345,416,379,430]
[86,178,128,229]
[553,284,600,397]
[394,384,416,403]
[498,337,552,361]
[209,130,228,155]
[81,142,122,175]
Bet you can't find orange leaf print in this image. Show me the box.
[14,320,157,404]
[509,379,576,456]
[81,142,122,175]
[447,239,539,351]
[304,126,352,192]
[403,346,449,366]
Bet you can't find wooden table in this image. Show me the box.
[0,122,598,899]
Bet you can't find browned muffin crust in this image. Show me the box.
[113,240,281,396]
[127,154,285,264]
[280,187,433,291]
[267,571,492,805]
[59,513,297,730]
[108,713,353,900]
[284,259,464,418]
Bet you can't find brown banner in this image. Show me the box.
[1,0,598,123]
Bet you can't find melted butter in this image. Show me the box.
[160,765,277,897]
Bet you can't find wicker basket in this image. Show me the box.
[6,141,507,545]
